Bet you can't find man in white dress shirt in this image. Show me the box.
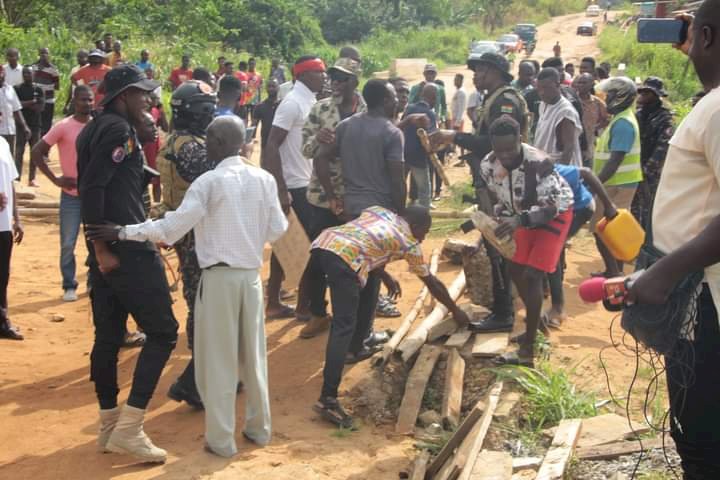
[87,116,288,458]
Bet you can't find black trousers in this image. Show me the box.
[307,205,343,318]
[0,231,12,323]
[15,126,40,181]
[483,239,514,319]
[666,285,720,479]
[89,249,178,410]
[40,102,54,136]
[310,249,381,399]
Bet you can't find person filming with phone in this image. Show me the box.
[627,5,720,477]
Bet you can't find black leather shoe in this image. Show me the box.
[469,313,514,333]
[0,322,23,340]
[364,330,390,348]
[168,380,204,410]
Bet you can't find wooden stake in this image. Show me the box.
[410,450,431,480]
[397,271,466,363]
[457,382,504,480]
[441,348,465,429]
[375,249,440,367]
[396,345,442,434]
[535,419,583,480]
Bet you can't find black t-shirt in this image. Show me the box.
[253,98,280,148]
[14,83,44,128]
[77,109,152,253]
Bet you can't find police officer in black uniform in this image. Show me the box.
[77,64,177,463]
[429,52,528,333]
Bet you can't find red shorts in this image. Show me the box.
[512,210,573,273]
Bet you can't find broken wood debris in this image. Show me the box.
[441,348,465,429]
[535,419,582,480]
[396,345,443,434]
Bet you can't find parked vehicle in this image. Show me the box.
[513,23,537,44]
[577,21,598,36]
[586,4,602,16]
[469,40,501,57]
[496,33,523,53]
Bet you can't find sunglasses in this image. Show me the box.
[329,71,353,83]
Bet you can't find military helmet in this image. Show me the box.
[170,80,217,117]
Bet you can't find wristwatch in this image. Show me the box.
[118,226,127,241]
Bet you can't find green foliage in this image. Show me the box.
[493,362,597,430]
[599,25,701,103]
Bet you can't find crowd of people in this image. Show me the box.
[0,3,719,477]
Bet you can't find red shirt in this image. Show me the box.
[169,67,193,89]
[71,64,111,107]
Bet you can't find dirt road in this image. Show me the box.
[0,12,647,480]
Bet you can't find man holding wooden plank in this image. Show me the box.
[308,205,470,428]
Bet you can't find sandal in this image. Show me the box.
[376,296,401,318]
[266,304,295,320]
[493,351,534,368]
[345,344,382,364]
[313,397,354,429]
[122,330,146,348]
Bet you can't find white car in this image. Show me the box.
[586,5,602,16]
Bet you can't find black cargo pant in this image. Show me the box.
[666,285,720,479]
[310,249,381,399]
[15,126,40,182]
[307,205,343,318]
[0,231,12,324]
[89,248,178,410]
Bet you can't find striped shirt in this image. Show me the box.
[312,206,430,287]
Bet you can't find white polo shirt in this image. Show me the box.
[272,80,316,190]
[0,137,17,232]
[0,84,21,135]
[653,87,720,314]
[3,64,23,87]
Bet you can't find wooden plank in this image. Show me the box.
[441,348,465,429]
[425,396,487,479]
[535,419,583,480]
[445,329,472,349]
[575,437,670,461]
[468,450,512,480]
[457,382,504,480]
[396,345,442,434]
[511,457,543,472]
[577,413,651,447]
[410,450,431,480]
[271,209,311,289]
[376,250,440,367]
[398,271,466,363]
[428,316,461,342]
[494,392,521,419]
[472,332,509,358]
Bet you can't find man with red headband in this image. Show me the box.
[264,55,326,322]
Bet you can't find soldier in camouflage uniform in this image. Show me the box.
[158,80,218,409]
[297,57,367,338]
[429,52,528,333]
[631,77,674,229]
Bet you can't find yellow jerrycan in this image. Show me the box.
[595,208,645,262]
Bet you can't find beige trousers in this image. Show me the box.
[194,266,271,457]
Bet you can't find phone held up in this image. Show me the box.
[637,18,688,44]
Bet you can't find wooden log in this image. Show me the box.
[471,332,509,358]
[397,271,466,363]
[465,210,516,260]
[376,249,440,367]
[575,437,669,461]
[535,419,583,480]
[410,450,431,480]
[425,395,487,479]
[441,348,465,429]
[445,329,472,349]
[18,208,60,217]
[428,316,461,342]
[396,345,442,434]
[417,128,451,186]
[468,450,512,479]
[15,190,36,200]
[17,201,60,209]
[457,382,504,480]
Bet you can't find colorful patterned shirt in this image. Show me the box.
[303,92,366,209]
[311,206,431,287]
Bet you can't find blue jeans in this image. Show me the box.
[60,192,82,290]
[409,165,431,207]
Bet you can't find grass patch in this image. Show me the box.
[429,218,464,238]
[435,180,475,212]
[637,472,675,480]
[330,426,358,438]
[493,361,597,431]
[415,429,454,456]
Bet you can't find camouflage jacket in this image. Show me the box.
[637,103,674,189]
[303,92,366,209]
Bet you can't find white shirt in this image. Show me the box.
[0,137,17,232]
[272,80,316,189]
[125,156,288,269]
[467,90,483,124]
[278,81,293,101]
[653,87,720,316]
[0,85,21,135]
[3,64,23,87]
[450,89,468,127]
[534,96,583,167]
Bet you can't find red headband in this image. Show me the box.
[293,58,326,77]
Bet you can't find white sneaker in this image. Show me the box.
[63,289,78,302]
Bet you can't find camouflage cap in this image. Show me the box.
[328,57,362,77]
